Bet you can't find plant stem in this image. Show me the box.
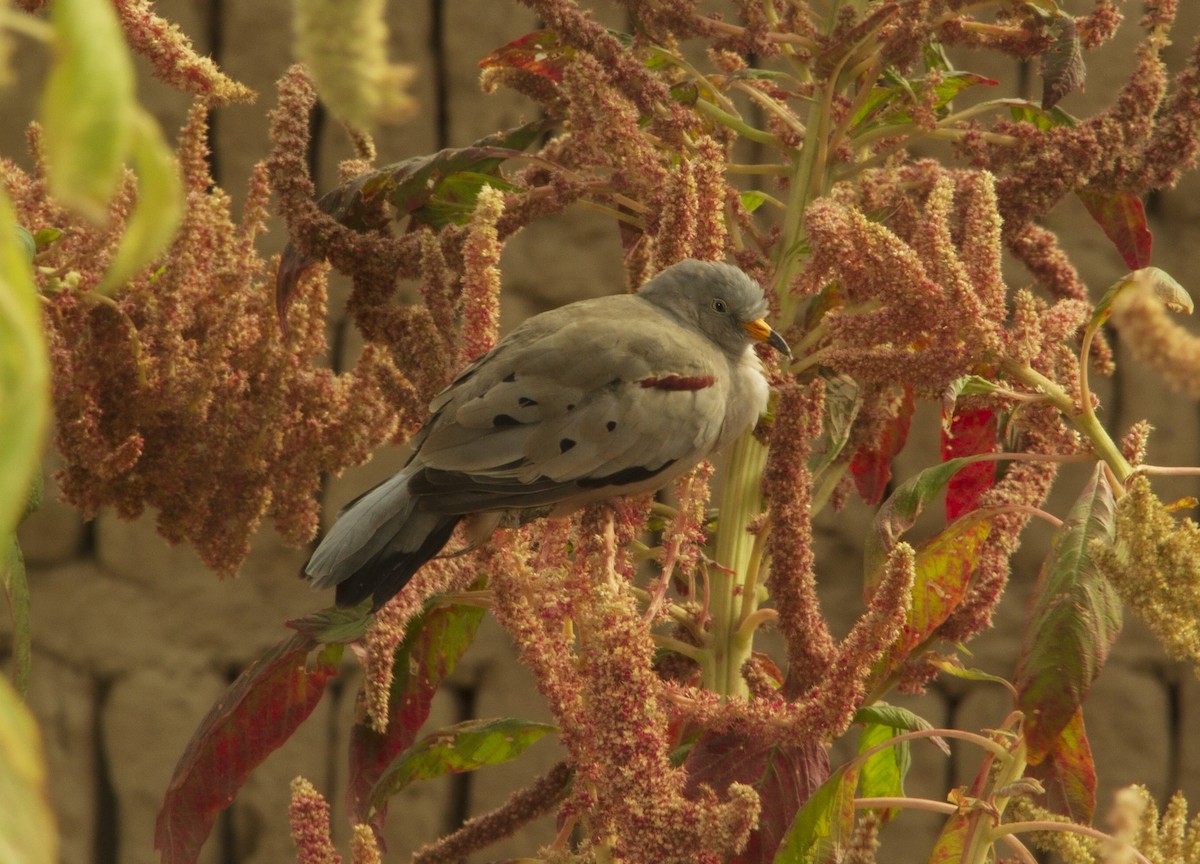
[707,432,768,697]
[1001,360,1134,482]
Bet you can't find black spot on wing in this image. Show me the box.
[606,421,617,432]
[560,438,576,453]
[493,414,521,427]
[577,460,676,489]
[518,396,538,407]
[503,372,516,382]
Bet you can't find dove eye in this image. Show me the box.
[711,298,728,314]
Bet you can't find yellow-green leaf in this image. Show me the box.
[41,0,135,221]
[97,109,183,295]
[0,675,57,864]
[0,188,50,541]
[368,717,556,814]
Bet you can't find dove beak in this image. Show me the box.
[742,318,792,358]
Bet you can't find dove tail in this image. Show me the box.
[304,466,461,611]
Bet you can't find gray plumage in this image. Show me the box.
[305,259,790,609]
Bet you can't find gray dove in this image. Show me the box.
[306,258,790,609]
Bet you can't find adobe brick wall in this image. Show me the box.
[4,2,1200,862]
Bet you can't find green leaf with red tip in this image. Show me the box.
[685,729,830,864]
[1015,465,1121,761]
[869,518,990,683]
[1026,707,1097,823]
[155,634,342,864]
[772,762,858,864]
[1077,189,1153,270]
[348,599,486,828]
[863,455,980,588]
[940,405,997,521]
[850,384,914,506]
[368,717,556,813]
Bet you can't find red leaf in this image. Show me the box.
[684,728,829,863]
[850,385,915,506]
[1026,707,1097,823]
[1077,189,1153,269]
[940,406,996,521]
[348,602,485,830]
[155,634,341,864]
[479,29,573,83]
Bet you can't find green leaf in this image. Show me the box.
[13,228,34,263]
[852,70,997,131]
[773,763,859,864]
[808,373,861,478]
[0,675,57,864]
[0,189,50,542]
[32,228,63,249]
[928,655,1013,691]
[1091,266,1191,330]
[740,190,767,213]
[863,456,977,589]
[852,703,934,735]
[856,722,909,821]
[368,717,556,812]
[286,601,372,643]
[1015,465,1121,760]
[1008,101,1078,130]
[97,109,183,295]
[1,536,31,696]
[348,599,486,827]
[41,0,135,221]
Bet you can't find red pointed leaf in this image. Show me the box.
[479,29,573,83]
[1077,189,1153,270]
[940,406,996,521]
[155,634,341,864]
[1016,465,1121,759]
[1026,707,1097,823]
[850,385,914,506]
[348,601,485,828]
[684,728,829,864]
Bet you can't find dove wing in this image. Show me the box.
[407,294,731,514]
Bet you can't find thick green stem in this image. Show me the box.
[1001,360,1134,482]
[705,432,768,697]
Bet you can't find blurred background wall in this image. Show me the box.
[3,1,1200,862]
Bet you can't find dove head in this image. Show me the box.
[637,259,791,359]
